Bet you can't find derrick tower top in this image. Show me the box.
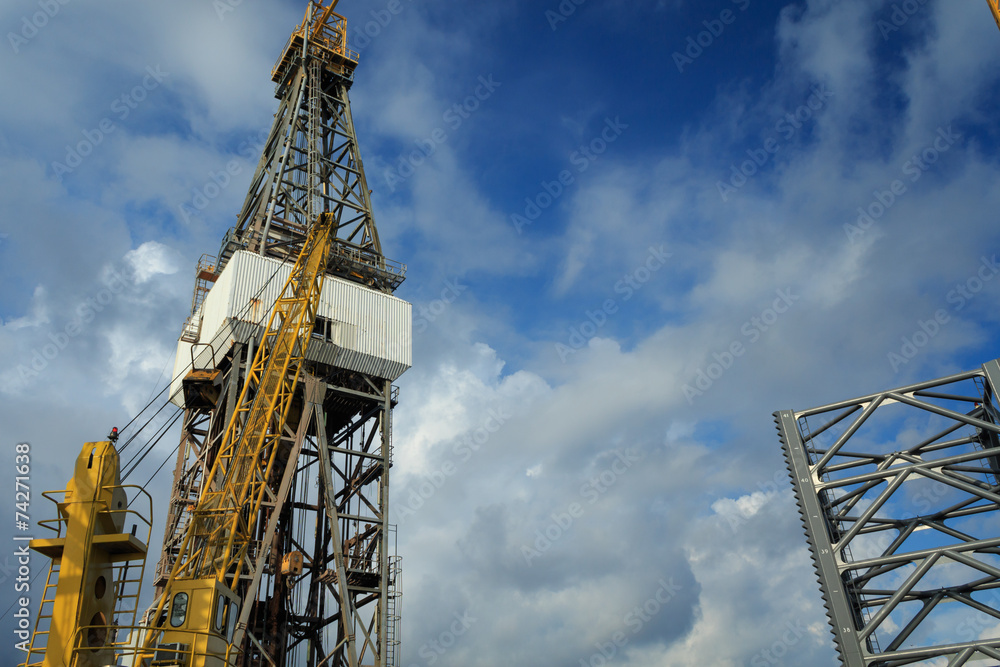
[271,0,358,85]
[223,0,405,294]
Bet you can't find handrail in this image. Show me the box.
[71,625,241,666]
[34,484,154,539]
[270,3,359,81]
[190,342,218,372]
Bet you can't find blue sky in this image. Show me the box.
[2,0,1000,665]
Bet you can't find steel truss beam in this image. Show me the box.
[776,359,1000,667]
[231,369,396,667]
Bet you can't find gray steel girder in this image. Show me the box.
[776,358,1000,667]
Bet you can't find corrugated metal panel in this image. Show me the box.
[169,339,192,407]
[169,251,411,410]
[202,252,410,363]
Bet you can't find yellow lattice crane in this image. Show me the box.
[136,211,337,666]
[991,0,1000,31]
[22,212,337,667]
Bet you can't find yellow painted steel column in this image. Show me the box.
[28,442,147,667]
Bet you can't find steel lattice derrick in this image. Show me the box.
[776,359,1000,667]
[147,4,405,665]
[228,2,404,295]
[224,370,395,667]
[989,0,1000,32]
[154,358,399,667]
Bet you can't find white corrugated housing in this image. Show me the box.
[170,251,411,408]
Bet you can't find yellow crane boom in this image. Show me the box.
[991,0,1000,31]
[137,211,336,664]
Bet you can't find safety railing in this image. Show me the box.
[37,484,153,540]
[271,4,359,83]
[70,625,241,667]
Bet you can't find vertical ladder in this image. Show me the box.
[308,56,323,221]
[386,555,402,667]
[21,562,60,667]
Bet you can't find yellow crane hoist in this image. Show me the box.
[21,212,336,667]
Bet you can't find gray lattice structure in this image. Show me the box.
[776,359,1000,666]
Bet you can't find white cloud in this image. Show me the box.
[124,241,181,284]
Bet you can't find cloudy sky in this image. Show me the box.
[2,0,1000,665]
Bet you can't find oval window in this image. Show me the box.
[87,612,108,649]
[170,592,188,628]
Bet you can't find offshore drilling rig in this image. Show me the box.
[20,2,411,666]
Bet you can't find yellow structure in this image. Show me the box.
[991,0,1000,31]
[136,211,337,665]
[272,0,358,84]
[135,577,241,667]
[22,442,150,667]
